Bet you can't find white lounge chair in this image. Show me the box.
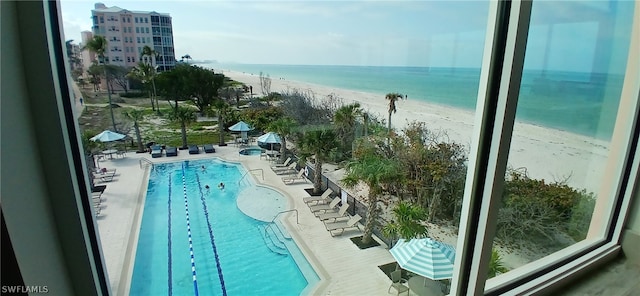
[317,203,349,222]
[324,214,362,236]
[270,157,292,169]
[282,169,307,185]
[309,197,340,215]
[302,188,333,205]
[273,163,297,175]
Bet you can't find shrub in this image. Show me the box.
[119,92,147,98]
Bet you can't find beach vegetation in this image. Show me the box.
[279,89,339,125]
[122,109,146,152]
[166,106,196,149]
[382,201,428,245]
[488,249,508,278]
[127,62,158,110]
[239,106,284,132]
[211,99,233,146]
[299,129,339,194]
[189,67,226,113]
[104,65,131,94]
[156,64,193,111]
[87,64,103,92]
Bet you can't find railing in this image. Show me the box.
[271,209,299,225]
[237,168,264,185]
[139,158,153,170]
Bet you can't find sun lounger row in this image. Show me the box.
[282,169,307,185]
[92,168,116,183]
[303,188,362,236]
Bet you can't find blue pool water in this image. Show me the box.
[239,147,262,156]
[130,159,318,295]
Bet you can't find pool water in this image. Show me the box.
[239,147,263,156]
[130,159,318,295]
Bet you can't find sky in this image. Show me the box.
[60,0,634,71]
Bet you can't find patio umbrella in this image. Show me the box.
[228,121,254,141]
[389,238,456,280]
[90,130,126,142]
[257,132,281,151]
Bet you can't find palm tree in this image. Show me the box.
[342,154,403,245]
[333,103,361,157]
[299,129,338,194]
[212,99,231,146]
[488,249,508,278]
[382,201,428,245]
[128,62,157,111]
[181,54,192,63]
[83,35,117,131]
[140,46,159,112]
[123,109,145,152]
[385,93,404,136]
[167,106,196,149]
[269,117,296,162]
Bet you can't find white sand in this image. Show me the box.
[222,69,609,193]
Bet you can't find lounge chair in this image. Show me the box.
[317,203,349,222]
[203,144,216,153]
[151,144,162,158]
[303,188,333,205]
[388,270,409,295]
[324,214,362,236]
[282,169,307,185]
[309,197,340,215]
[166,146,178,157]
[270,157,292,169]
[92,172,114,183]
[188,145,200,154]
[273,163,297,174]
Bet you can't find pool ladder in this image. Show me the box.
[139,158,154,170]
[259,223,289,256]
[237,169,264,185]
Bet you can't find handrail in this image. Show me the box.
[139,158,153,169]
[270,209,299,225]
[237,168,264,184]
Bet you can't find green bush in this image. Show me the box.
[119,92,147,98]
[565,192,596,241]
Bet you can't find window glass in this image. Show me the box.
[486,0,635,280]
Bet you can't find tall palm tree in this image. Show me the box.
[334,103,361,157]
[128,62,157,111]
[167,106,196,149]
[382,201,428,245]
[212,99,231,146]
[140,46,159,112]
[83,35,117,131]
[385,93,404,136]
[342,154,403,245]
[123,109,145,152]
[269,117,296,162]
[299,129,338,194]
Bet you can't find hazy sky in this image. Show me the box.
[60,1,633,71]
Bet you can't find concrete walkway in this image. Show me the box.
[91,145,396,295]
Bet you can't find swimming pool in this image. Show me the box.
[129,159,319,295]
[239,147,263,156]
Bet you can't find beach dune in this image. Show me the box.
[222,69,609,194]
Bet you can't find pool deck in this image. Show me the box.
[92,144,396,296]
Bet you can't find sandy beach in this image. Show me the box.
[222,69,610,194]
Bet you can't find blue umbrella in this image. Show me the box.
[228,121,254,141]
[90,130,126,142]
[389,238,456,280]
[257,132,282,151]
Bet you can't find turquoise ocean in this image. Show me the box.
[201,63,624,140]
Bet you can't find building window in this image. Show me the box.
[135,27,139,33]
[135,17,138,23]
[99,16,104,23]
[145,27,149,34]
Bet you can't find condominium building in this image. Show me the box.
[90,2,175,71]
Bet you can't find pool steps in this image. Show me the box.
[258,224,288,256]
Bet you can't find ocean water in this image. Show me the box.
[203,63,624,140]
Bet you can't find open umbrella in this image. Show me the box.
[228,121,254,141]
[90,130,126,142]
[257,132,281,151]
[389,238,456,280]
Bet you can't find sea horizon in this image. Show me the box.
[200,63,622,141]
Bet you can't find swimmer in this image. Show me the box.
[201,165,206,172]
[205,184,210,194]
[218,182,225,190]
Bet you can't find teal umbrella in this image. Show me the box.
[389,238,456,280]
[229,121,254,141]
[90,130,126,142]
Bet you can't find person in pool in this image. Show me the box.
[205,184,210,194]
[218,182,225,189]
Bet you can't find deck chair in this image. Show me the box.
[273,162,297,174]
[93,172,114,183]
[270,157,292,169]
[388,270,409,295]
[188,145,200,154]
[309,197,340,214]
[302,188,333,205]
[151,144,162,158]
[203,144,216,153]
[166,146,178,157]
[282,169,307,185]
[317,203,349,222]
[324,214,362,236]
